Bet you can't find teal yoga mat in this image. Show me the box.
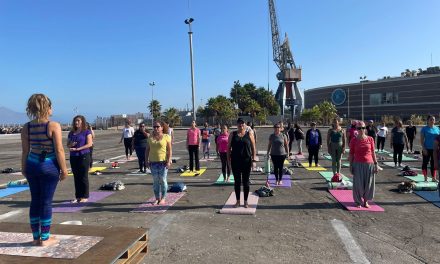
[318,171,351,182]
[214,174,234,185]
[387,153,417,161]
[0,186,29,198]
[404,174,432,182]
[323,155,347,161]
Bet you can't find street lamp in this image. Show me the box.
[149,81,155,127]
[185,18,196,122]
[360,75,367,121]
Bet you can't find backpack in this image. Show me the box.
[331,173,342,182]
[100,181,125,191]
[169,182,187,192]
[255,186,274,197]
[401,165,411,171]
[397,181,415,193]
[401,170,418,176]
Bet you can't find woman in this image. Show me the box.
[306,122,322,167]
[349,121,379,208]
[267,123,289,185]
[132,123,149,173]
[287,122,295,156]
[21,94,68,246]
[294,123,305,155]
[432,134,440,182]
[327,117,346,178]
[213,123,222,156]
[68,115,93,203]
[216,124,231,182]
[119,120,135,160]
[376,121,388,152]
[86,122,95,169]
[146,121,172,205]
[390,120,409,167]
[186,120,201,172]
[227,118,257,208]
[420,115,440,181]
[165,121,174,144]
[405,120,417,153]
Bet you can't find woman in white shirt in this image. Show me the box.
[376,121,388,152]
[120,120,135,160]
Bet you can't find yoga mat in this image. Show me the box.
[283,159,290,165]
[404,174,432,182]
[200,158,215,162]
[329,189,384,212]
[219,192,259,215]
[268,174,291,188]
[257,150,267,156]
[214,174,234,185]
[0,232,103,259]
[413,182,438,191]
[300,163,326,171]
[294,154,305,160]
[53,191,114,213]
[131,192,185,213]
[414,191,440,208]
[376,149,391,154]
[0,186,29,198]
[387,153,417,161]
[342,163,350,168]
[318,172,351,182]
[180,167,207,177]
[67,167,107,176]
[323,155,347,161]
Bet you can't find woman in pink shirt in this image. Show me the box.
[186,120,201,172]
[349,121,379,208]
[216,124,231,182]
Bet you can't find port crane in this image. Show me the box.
[269,0,303,120]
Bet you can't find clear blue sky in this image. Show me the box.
[1,0,439,122]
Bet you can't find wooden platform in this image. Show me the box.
[0,222,148,264]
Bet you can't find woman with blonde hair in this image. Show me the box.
[67,115,93,203]
[21,94,68,246]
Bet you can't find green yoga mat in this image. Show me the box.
[214,174,234,185]
[413,181,438,191]
[376,149,391,154]
[404,174,432,182]
[323,155,347,161]
[342,163,350,168]
[387,153,417,161]
[318,171,351,182]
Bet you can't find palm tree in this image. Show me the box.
[162,107,181,126]
[148,100,161,120]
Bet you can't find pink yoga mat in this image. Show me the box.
[131,192,185,213]
[52,191,114,213]
[268,174,291,188]
[219,192,259,215]
[329,189,384,212]
[294,154,305,160]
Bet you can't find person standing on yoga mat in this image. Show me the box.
[420,115,440,182]
[187,120,201,172]
[366,120,378,144]
[119,120,135,160]
[146,121,172,205]
[390,120,408,168]
[306,122,322,167]
[201,122,212,159]
[227,118,256,208]
[294,123,304,155]
[86,122,95,169]
[431,134,440,182]
[327,117,346,179]
[213,123,221,156]
[376,121,388,152]
[132,122,149,173]
[405,120,417,153]
[216,124,231,182]
[287,122,295,156]
[21,94,68,246]
[68,115,93,203]
[267,123,289,185]
[349,121,378,208]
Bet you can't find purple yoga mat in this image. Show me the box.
[52,191,114,213]
[131,192,185,213]
[268,174,291,188]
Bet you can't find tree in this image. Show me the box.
[230,81,279,115]
[318,100,337,125]
[162,107,181,126]
[300,106,321,123]
[242,97,262,122]
[148,100,161,120]
[205,95,237,124]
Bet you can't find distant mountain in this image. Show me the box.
[0,107,29,124]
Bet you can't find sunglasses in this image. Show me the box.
[153,126,160,128]
[357,127,366,130]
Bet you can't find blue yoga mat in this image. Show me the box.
[414,191,440,208]
[0,186,29,198]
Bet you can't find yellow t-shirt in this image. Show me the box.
[148,134,171,162]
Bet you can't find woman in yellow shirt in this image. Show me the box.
[146,121,172,205]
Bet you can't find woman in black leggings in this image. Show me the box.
[267,123,289,185]
[120,121,134,160]
[227,118,256,208]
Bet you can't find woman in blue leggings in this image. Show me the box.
[21,94,68,246]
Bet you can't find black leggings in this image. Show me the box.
[422,149,435,177]
[124,138,133,156]
[407,137,414,152]
[271,155,286,181]
[231,160,251,201]
[376,136,386,150]
[392,143,404,165]
[288,138,294,154]
[188,145,200,171]
[219,152,231,177]
[308,145,319,166]
[70,153,90,199]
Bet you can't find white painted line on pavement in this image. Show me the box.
[0,209,23,221]
[173,140,186,144]
[92,154,126,165]
[331,219,370,264]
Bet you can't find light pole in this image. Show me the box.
[149,81,155,127]
[360,75,366,121]
[185,18,196,122]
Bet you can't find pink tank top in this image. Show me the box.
[187,128,200,145]
[216,133,229,153]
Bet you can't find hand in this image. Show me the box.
[373,164,379,173]
[69,147,77,151]
[422,148,427,156]
[166,161,171,169]
[60,170,68,181]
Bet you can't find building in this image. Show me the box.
[304,67,440,121]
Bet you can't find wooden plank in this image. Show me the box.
[115,234,148,264]
[0,222,148,264]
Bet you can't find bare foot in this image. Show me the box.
[226,176,230,182]
[31,239,41,246]
[41,236,59,247]
[364,202,370,208]
[244,201,249,208]
[78,198,88,203]
[159,199,166,205]
[155,200,160,205]
[234,201,240,208]
[279,180,283,185]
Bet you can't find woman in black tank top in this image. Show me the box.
[227,118,256,208]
